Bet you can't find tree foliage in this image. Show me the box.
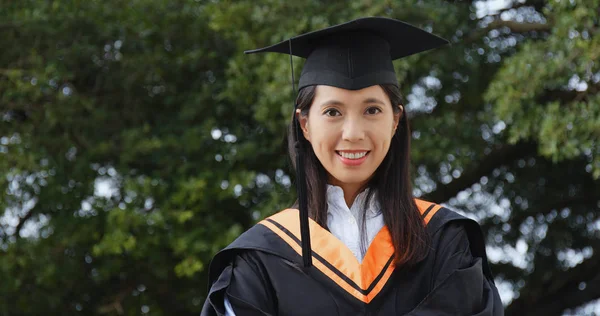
[1,0,599,315]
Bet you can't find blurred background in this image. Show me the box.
[1,0,599,315]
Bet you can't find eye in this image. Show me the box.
[323,108,341,117]
[365,107,382,115]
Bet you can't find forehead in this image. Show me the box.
[313,85,390,105]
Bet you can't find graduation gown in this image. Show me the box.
[201,200,504,315]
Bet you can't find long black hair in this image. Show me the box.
[288,84,430,267]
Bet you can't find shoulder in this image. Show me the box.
[220,209,299,254]
[414,198,479,235]
[414,199,494,279]
[406,203,504,315]
[202,243,280,316]
[207,209,299,284]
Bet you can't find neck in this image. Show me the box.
[329,180,367,208]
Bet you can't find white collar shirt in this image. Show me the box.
[325,184,384,262]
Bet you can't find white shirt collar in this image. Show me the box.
[326,184,381,218]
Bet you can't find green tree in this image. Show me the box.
[1,0,599,315]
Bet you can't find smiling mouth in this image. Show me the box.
[335,151,370,159]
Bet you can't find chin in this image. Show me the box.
[330,173,372,186]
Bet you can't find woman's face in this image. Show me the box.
[299,85,401,189]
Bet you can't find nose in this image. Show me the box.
[342,116,365,142]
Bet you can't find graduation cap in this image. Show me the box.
[245,17,449,267]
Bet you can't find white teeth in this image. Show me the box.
[338,151,368,159]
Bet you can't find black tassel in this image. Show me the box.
[290,39,312,268]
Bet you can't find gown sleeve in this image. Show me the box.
[201,251,277,316]
[224,296,236,316]
[408,222,504,316]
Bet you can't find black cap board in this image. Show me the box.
[244,17,449,268]
[245,17,449,90]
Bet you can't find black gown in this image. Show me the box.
[201,200,504,315]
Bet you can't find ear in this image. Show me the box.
[393,104,403,134]
[296,109,311,142]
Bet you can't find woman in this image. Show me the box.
[202,17,503,315]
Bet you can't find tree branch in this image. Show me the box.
[96,283,136,315]
[507,250,600,315]
[482,2,531,19]
[15,209,34,239]
[538,81,600,105]
[507,191,599,229]
[423,141,537,203]
[422,79,600,204]
[465,19,552,44]
[486,19,551,33]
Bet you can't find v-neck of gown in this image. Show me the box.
[325,184,384,263]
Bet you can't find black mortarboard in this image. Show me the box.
[245,17,449,91]
[245,17,449,267]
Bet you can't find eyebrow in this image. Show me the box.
[318,100,345,108]
[363,98,386,105]
[319,98,386,108]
